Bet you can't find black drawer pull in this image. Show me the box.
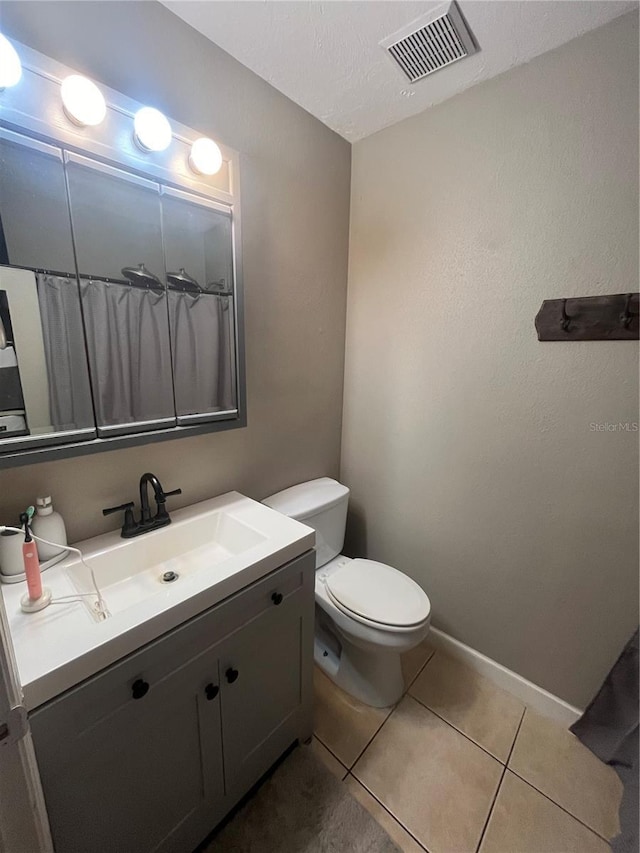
[131,679,149,700]
[271,591,283,606]
[205,683,219,701]
[225,667,239,684]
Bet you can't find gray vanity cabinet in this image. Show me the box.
[30,551,315,853]
[30,638,226,853]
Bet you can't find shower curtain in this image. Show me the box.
[79,279,175,426]
[36,274,94,431]
[168,290,235,416]
[571,629,639,853]
[40,279,233,430]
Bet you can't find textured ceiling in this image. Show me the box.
[162,1,636,142]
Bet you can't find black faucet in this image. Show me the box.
[103,473,182,539]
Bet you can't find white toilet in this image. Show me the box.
[264,478,431,708]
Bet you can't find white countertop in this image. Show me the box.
[2,492,315,710]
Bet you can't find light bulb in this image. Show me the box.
[134,107,172,152]
[0,34,22,89]
[61,75,106,126]
[189,137,223,176]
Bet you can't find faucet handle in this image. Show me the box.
[163,488,182,499]
[102,501,135,517]
[154,488,181,522]
[103,501,137,538]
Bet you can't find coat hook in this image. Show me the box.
[560,299,571,332]
[620,293,633,329]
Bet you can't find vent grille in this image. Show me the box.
[382,2,478,84]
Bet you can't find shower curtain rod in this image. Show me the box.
[2,265,232,296]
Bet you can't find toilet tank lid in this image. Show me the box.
[263,478,349,519]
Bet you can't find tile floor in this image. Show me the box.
[312,642,623,853]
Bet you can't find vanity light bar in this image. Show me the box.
[61,75,106,127]
[133,106,172,152]
[0,33,22,89]
[189,137,223,176]
[0,32,223,176]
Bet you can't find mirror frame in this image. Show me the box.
[0,39,246,468]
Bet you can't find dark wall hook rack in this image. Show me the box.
[535,293,639,341]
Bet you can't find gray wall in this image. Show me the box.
[0,1,351,542]
[342,12,639,709]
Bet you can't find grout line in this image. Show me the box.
[504,707,612,844]
[348,704,394,769]
[407,690,516,766]
[405,645,438,690]
[474,706,526,853]
[506,767,614,844]
[311,733,349,774]
[505,707,526,766]
[347,772,433,853]
[343,647,437,770]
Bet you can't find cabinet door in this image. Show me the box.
[219,590,304,796]
[0,131,96,448]
[31,648,224,853]
[65,154,176,436]
[160,189,237,425]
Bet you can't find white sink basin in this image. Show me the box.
[3,491,315,710]
[65,508,267,619]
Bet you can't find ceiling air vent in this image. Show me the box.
[380,1,478,84]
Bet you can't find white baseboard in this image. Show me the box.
[429,627,583,728]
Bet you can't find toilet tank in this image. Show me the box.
[263,478,349,569]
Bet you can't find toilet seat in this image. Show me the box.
[324,558,430,630]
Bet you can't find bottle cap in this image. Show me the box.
[36,496,53,515]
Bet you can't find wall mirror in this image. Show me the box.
[0,38,245,466]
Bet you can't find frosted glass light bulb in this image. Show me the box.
[0,34,22,89]
[61,75,106,126]
[134,107,172,152]
[189,137,223,176]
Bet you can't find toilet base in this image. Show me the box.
[314,629,405,708]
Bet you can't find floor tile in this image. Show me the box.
[344,776,425,853]
[353,695,503,853]
[508,708,622,840]
[409,651,525,761]
[313,666,391,767]
[401,638,436,688]
[310,736,347,781]
[479,770,612,853]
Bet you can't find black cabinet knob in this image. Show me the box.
[131,679,149,699]
[225,667,239,684]
[271,592,283,606]
[205,683,219,701]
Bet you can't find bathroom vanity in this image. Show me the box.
[2,493,315,853]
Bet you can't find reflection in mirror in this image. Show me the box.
[65,155,176,434]
[161,191,237,421]
[0,132,95,444]
[0,131,77,273]
[0,110,243,461]
[0,268,94,439]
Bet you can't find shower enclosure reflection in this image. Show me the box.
[0,125,240,455]
[0,270,94,440]
[0,132,95,446]
[161,189,236,423]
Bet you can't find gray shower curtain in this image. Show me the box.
[168,290,235,416]
[79,279,175,426]
[571,630,639,853]
[40,278,233,430]
[36,273,94,430]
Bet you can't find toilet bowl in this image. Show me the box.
[263,478,431,708]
